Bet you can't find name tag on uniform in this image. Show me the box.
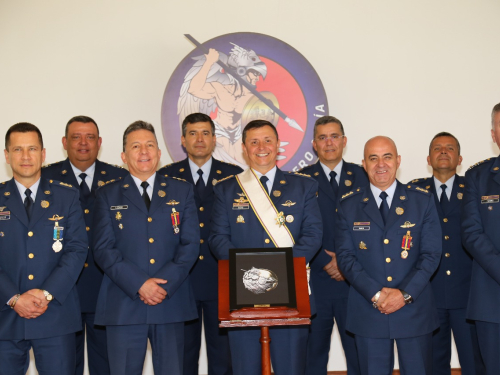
[0,211,10,220]
[353,222,370,231]
[481,195,499,204]
[233,203,249,210]
[111,205,128,210]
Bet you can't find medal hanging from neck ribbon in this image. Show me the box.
[171,208,180,234]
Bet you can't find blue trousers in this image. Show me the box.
[184,298,232,375]
[355,333,432,375]
[228,325,309,375]
[474,320,500,375]
[432,308,484,375]
[107,323,184,375]
[0,333,75,375]
[75,312,110,375]
[306,297,360,375]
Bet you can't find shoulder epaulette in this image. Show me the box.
[467,158,493,171]
[160,160,182,169]
[406,184,430,194]
[42,160,64,168]
[346,161,363,168]
[293,172,311,178]
[0,181,6,186]
[215,175,234,185]
[101,161,125,169]
[171,177,187,182]
[218,160,240,168]
[296,165,312,173]
[341,188,364,201]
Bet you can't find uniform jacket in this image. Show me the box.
[42,158,128,312]
[299,160,368,300]
[92,173,199,326]
[462,156,500,323]
[158,158,242,301]
[335,181,441,338]
[411,176,471,309]
[209,168,322,263]
[0,178,88,340]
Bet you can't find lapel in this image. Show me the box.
[87,160,108,207]
[121,174,149,216]
[3,179,29,228]
[491,157,500,187]
[205,158,220,199]
[270,168,288,207]
[177,159,195,185]
[361,187,385,230]
[149,174,168,216]
[339,161,354,196]
[384,182,409,231]
[447,175,463,215]
[30,179,55,227]
[312,162,336,203]
[429,178,444,217]
[59,158,79,186]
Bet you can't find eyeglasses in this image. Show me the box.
[316,135,345,142]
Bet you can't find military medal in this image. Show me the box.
[286,215,294,223]
[276,211,286,227]
[171,208,180,234]
[401,230,412,259]
[49,214,64,252]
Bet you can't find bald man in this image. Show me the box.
[335,136,442,375]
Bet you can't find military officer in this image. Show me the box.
[42,115,128,375]
[0,122,88,374]
[209,120,323,375]
[411,132,484,375]
[159,113,241,375]
[462,102,500,375]
[92,121,199,375]
[299,116,366,375]
[335,136,441,375]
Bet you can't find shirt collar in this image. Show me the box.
[319,160,343,183]
[253,166,277,192]
[14,178,41,202]
[370,179,398,208]
[188,157,212,184]
[70,161,96,188]
[131,173,156,199]
[433,175,455,201]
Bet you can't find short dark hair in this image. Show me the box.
[313,116,345,137]
[181,113,215,136]
[428,132,461,155]
[122,120,157,151]
[65,115,99,137]
[492,103,500,126]
[242,120,278,144]
[5,122,44,150]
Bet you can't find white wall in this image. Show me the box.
[2,0,499,373]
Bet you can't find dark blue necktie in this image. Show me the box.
[24,188,33,221]
[440,184,449,212]
[260,175,269,196]
[141,181,151,211]
[79,173,91,200]
[379,191,389,225]
[330,171,339,197]
[196,169,205,197]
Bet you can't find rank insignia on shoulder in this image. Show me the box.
[400,221,415,228]
[172,177,187,182]
[411,179,419,183]
[294,172,310,177]
[167,200,180,206]
[342,191,353,199]
[282,200,296,207]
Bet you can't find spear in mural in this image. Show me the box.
[184,34,304,133]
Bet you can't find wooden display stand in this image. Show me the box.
[218,257,311,375]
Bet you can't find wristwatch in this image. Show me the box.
[40,289,53,302]
[399,289,413,304]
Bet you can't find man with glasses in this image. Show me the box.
[92,121,199,375]
[42,115,128,375]
[300,116,367,374]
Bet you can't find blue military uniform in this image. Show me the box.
[158,158,242,375]
[92,173,199,375]
[42,158,128,375]
[299,160,367,375]
[412,176,483,375]
[209,168,323,375]
[0,178,88,373]
[335,181,441,375]
[462,156,500,374]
